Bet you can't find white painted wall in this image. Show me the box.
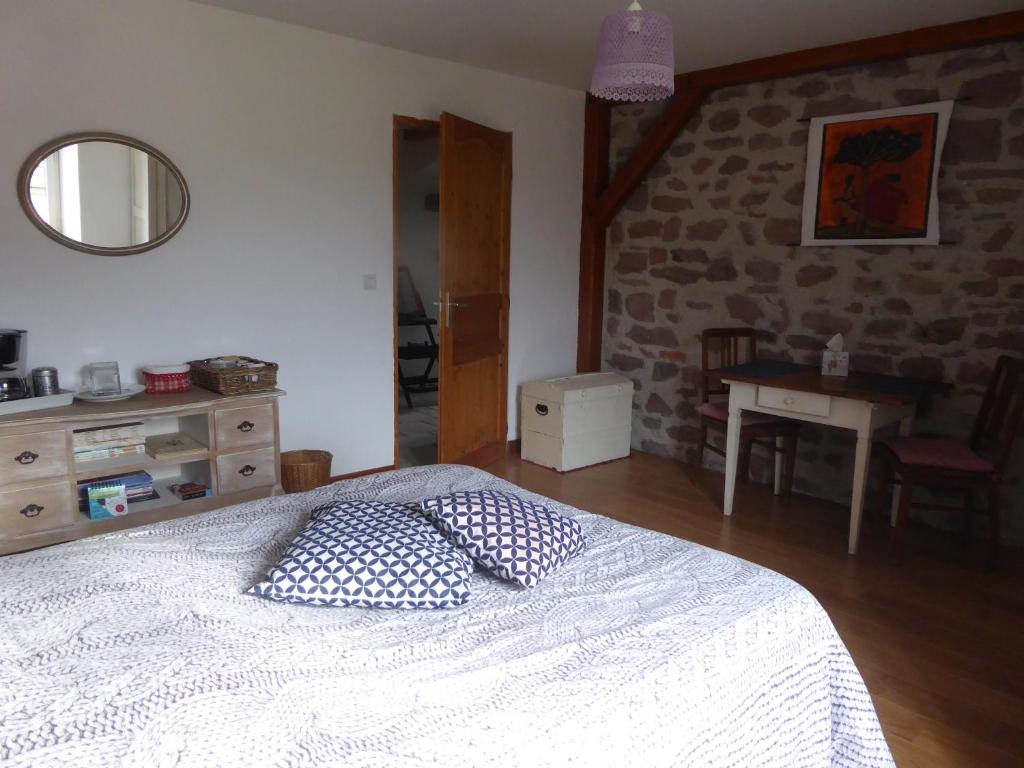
[0,0,584,473]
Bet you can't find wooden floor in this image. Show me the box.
[483,450,1024,768]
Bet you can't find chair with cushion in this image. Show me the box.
[877,354,1023,566]
[696,327,801,497]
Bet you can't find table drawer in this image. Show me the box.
[756,386,831,417]
[214,404,275,450]
[0,480,76,538]
[0,430,69,485]
[217,447,277,494]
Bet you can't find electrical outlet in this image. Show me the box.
[362,274,377,290]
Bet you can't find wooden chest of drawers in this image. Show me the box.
[0,389,285,555]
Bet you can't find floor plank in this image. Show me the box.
[483,450,1024,768]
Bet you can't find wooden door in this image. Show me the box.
[437,113,512,466]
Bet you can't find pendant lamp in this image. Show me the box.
[590,1,674,102]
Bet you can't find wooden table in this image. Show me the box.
[717,361,948,554]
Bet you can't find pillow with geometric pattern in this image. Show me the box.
[420,490,585,588]
[249,500,473,609]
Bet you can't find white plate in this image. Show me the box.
[74,384,146,403]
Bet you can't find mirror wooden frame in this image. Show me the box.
[17,131,191,256]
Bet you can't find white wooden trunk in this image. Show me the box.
[520,373,633,472]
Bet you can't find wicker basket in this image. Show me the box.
[188,356,278,395]
[280,450,333,493]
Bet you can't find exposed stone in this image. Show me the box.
[691,157,714,174]
[719,155,749,175]
[609,352,643,371]
[625,184,648,212]
[726,295,763,324]
[898,356,945,381]
[642,417,662,430]
[960,278,998,297]
[686,219,729,241]
[791,78,829,98]
[686,300,712,310]
[648,247,667,265]
[671,247,708,263]
[709,109,741,132]
[785,334,824,351]
[738,190,769,208]
[668,141,696,158]
[650,265,702,285]
[705,136,744,151]
[937,48,1007,77]
[957,361,993,387]
[666,425,702,444]
[614,251,646,274]
[898,274,943,296]
[749,133,783,151]
[957,168,1024,180]
[758,161,794,172]
[639,439,673,458]
[977,331,1024,350]
[782,182,805,206]
[982,224,1014,252]
[627,220,662,239]
[706,256,738,282]
[747,103,790,128]
[795,264,837,287]
[652,362,679,382]
[918,317,968,345]
[789,130,808,147]
[865,318,907,337]
[607,288,622,315]
[851,353,893,374]
[714,85,749,102]
[884,296,917,315]
[745,259,780,282]
[802,310,852,335]
[626,325,678,347]
[803,96,882,119]
[651,195,694,213]
[865,60,911,78]
[977,188,1022,204]
[894,88,940,105]
[945,119,1002,163]
[625,292,655,322]
[986,257,1024,276]
[658,289,676,309]
[709,196,731,210]
[958,71,1022,109]
[645,393,672,416]
[739,221,756,246]
[662,216,682,242]
[763,218,800,245]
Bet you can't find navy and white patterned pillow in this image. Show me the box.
[421,490,585,588]
[249,500,473,609]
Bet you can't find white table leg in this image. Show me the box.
[848,429,872,555]
[890,414,914,527]
[773,436,784,496]
[722,402,742,517]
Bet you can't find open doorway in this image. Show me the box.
[393,112,513,469]
[394,117,440,467]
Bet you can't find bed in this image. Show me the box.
[0,465,894,767]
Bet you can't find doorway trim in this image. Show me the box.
[392,115,441,467]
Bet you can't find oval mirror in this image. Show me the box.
[17,132,190,256]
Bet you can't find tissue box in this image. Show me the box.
[822,351,850,377]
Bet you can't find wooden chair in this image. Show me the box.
[877,355,1024,566]
[696,328,800,497]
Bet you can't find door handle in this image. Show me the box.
[443,291,467,328]
[14,451,39,465]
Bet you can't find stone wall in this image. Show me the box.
[603,41,1024,543]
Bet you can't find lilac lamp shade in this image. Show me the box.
[590,3,674,102]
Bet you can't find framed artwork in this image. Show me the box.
[800,101,953,245]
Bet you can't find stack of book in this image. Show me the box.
[73,422,146,463]
[78,470,158,513]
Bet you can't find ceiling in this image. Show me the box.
[194,0,1024,90]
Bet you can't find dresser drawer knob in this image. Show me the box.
[239,465,256,477]
[14,451,39,465]
[20,504,44,518]
[237,421,255,433]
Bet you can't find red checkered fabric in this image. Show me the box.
[144,372,191,394]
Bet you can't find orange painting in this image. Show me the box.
[813,112,939,240]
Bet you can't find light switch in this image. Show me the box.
[362,274,377,290]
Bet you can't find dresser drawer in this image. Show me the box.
[214,404,275,450]
[756,386,831,417]
[216,447,277,494]
[0,430,69,485]
[0,480,76,538]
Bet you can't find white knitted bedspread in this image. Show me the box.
[0,465,893,768]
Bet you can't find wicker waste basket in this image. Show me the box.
[280,450,333,493]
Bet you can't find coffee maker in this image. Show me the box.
[0,330,30,401]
